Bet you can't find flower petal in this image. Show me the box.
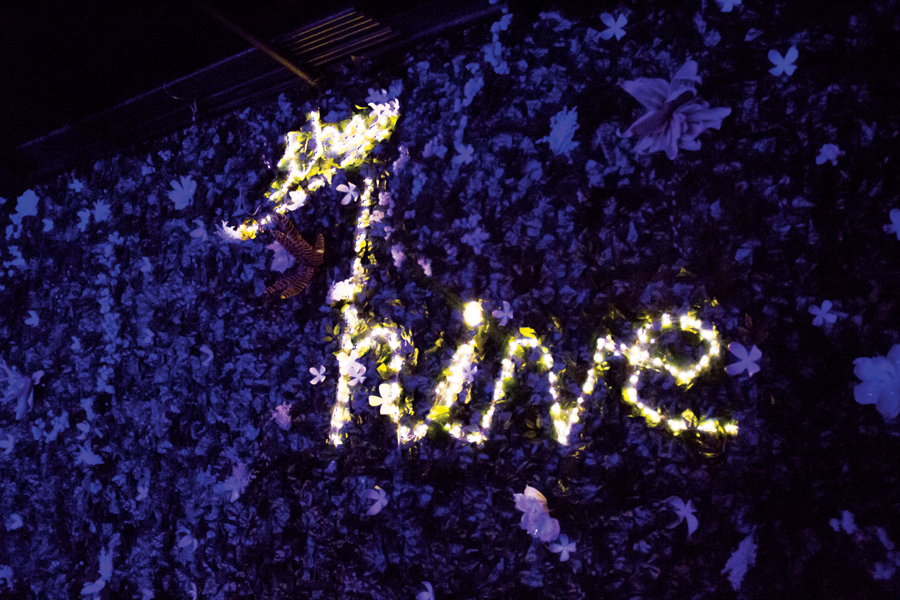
[623,110,666,139]
[725,362,746,376]
[854,380,886,405]
[784,46,798,64]
[671,60,702,87]
[876,388,900,419]
[600,12,617,28]
[887,344,900,369]
[728,342,749,360]
[621,78,669,110]
[539,515,561,542]
[856,357,897,382]
[744,360,761,377]
[685,512,699,535]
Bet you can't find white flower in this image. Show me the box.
[168,175,196,209]
[725,343,762,377]
[337,351,361,377]
[462,363,477,384]
[348,363,367,387]
[599,13,627,40]
[11,189,39,225]
[337,182,359,205]
[271,403,292,430]
[452,142,475,165]
[267,241,296,273]
[853,344,900,420]
[717,0,742,11]
[809,300,837,326]
[883,209,900,240]
[76,443,104,466]
[0,360,41,421]
[366,82,402,104]
[391,244,405,267]
[221,462,253,502]
[285,190,307,211]
[69,178,84,192]
[364,486,389,515]
[328,279,357,303]
[310,366,326,385]
[619,61,731,160]
[418,257,432,276]
[136,481,149,501]
[24,311,39,326]
[816,143,843,166]
[549,533,577,561]
[538,107,580,156]
[722,532,757,591]
[416,581,435,600]
[769,46,798,76]
[492,301,513,326]
[368,383,396,415]
[667,496,699,536]
[513,485,560,542]
[216,220,243,243]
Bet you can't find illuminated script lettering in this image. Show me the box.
[223,98,738,451]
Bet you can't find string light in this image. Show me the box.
[247,99,739,449]
[223,99,401,241]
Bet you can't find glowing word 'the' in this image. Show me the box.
[234,98,738,449]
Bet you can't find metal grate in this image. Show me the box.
[17,8,396,182]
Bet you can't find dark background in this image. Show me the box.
[0,0,506,195]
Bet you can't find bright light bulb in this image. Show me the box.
[463,301,483,328]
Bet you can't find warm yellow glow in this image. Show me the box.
[612,314,735,438]
[223,99,401,240]
[274,101,740,451]
[425,320,484,443]
[464,302,483,328]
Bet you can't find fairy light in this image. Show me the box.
[247,98,740,449]
[425,302,486,443]
[463,301,484,328]
[223,99,401,241]
[614,313,736,437]
[315,109,412,445]
[481,336,553,441]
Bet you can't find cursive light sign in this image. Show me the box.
[226,99,738,450]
